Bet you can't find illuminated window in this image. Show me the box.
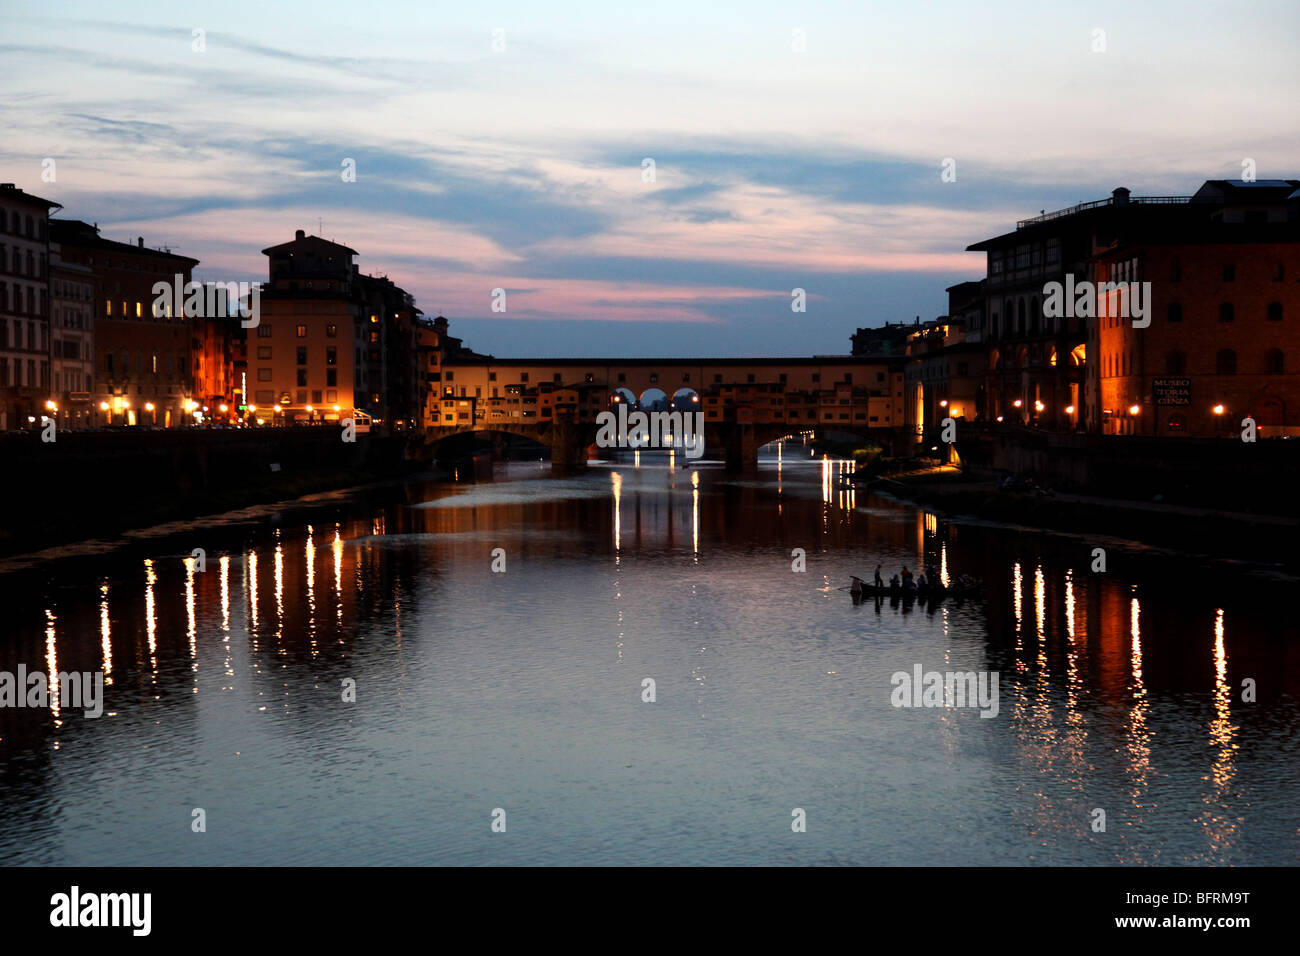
[136,301,142,318]
[297,324,307,337]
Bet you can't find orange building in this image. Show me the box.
[252,232,360,423]
[50,220,200,427]
[1088,180,1300,436]
[0,183,60,430]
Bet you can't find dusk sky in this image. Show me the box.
[3,0,1297,356]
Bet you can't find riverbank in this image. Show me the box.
[0,429,428,558]
[857,467,1300,571]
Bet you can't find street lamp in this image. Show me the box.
[1065,404,1075,414]
[1034,400,1045,412]
[1212,404,1225,416]
[1128,404,1141,416]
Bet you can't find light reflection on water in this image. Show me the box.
[0,447,1296,866]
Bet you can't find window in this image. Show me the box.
[1223,264,1235,281]
[258,368,272,381]
[1265,349,1285,374]
[1165,350,1186,375]
[747,374,755,383]
[135,301,142,318]
[1167,303,1183,323]
[520,372,529,382]
[327,369,337,386]
[1216,349,1237,375]
[812,373,820,383]
[297,346,307,365]
[326,347,336,365]
[258,324,272,338]
[445,371,454,381]
[327,389,337,403]
[105,300,111,316]
[713,374,722,384]
[297,324,307,338]
[257,346,272,359]
[489,371,497,381]
[1268,302,1283,322]
[296,369,308,387]
[326,324,337,337]
[649,373,658,383]
[297,390,307,403]
[1218,303,1234,323]
[312,390,322,404]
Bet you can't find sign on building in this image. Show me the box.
[1152,378,1191,406]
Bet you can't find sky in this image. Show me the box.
[2,0,1297,357]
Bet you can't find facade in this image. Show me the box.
[0,183,60,430]
[252,230,425,425]
[48,242,96,429]
[50,220,200,427]
[902,316,987,440]
[254,231,359,422]
[1088,180,1300,436]
[957,178,1300,438]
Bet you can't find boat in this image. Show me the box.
[850,575,980,600]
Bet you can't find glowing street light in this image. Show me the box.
[272,404,281,413]
[219,404,228,413]
[1212,404,1225,415]
[1012,399,1023,408]
[145,402,155,412]
[1034,400,1045,412]
[1065,404,1075,414]
[45,400,57,412]
[1128,404,1141,416]
[99,401,110,411]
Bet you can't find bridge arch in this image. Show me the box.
[610,387,636,409]
[639,387,669,411]
[672,387,701,411]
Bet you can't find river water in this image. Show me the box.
[0,442,1296,865]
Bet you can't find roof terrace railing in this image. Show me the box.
[1016,196,1191,229]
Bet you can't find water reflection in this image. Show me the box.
[0,458,1295,866]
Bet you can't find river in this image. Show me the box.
[0,441,1296,865]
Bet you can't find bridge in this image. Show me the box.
[417,355,915,473]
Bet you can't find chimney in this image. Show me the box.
[137,236,144,247]
[295,229,305,240]
[1112,187,1131,205]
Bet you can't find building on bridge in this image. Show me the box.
[435,356,907,433]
